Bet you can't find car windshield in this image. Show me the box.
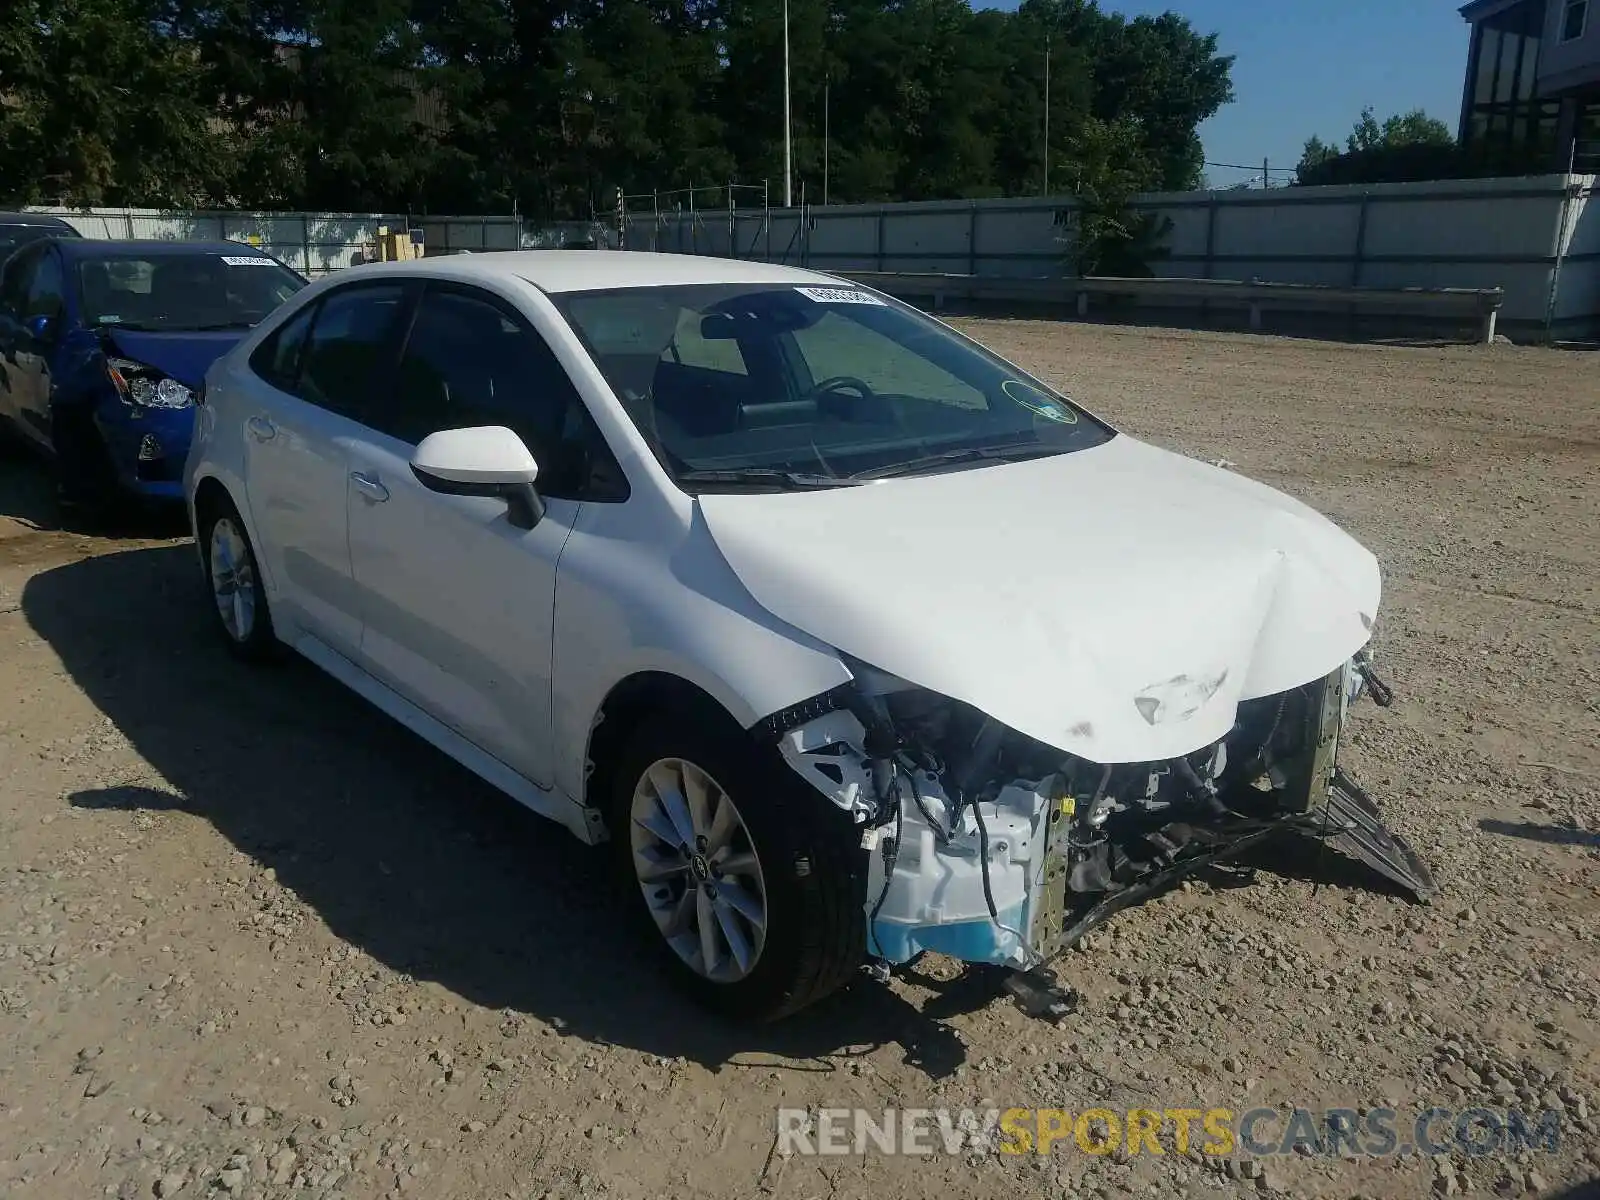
[553,282,1113,489]
[76,252,306,332]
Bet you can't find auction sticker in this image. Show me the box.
[221,255,276,267]
[794,286,887,305]
[1003,379,1078,423]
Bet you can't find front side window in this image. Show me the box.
[75,252,305,332]
[553,283,1112,490]
[1563,0,1587,40]
[298,284,409,418]
[0,244,42,318]
[378,286,623,500]
[248,303,316,393]
[25,250,64,319]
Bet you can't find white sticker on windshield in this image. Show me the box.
[1003,379,1078,424]
[220,255,275,267]
[794,286,887,306]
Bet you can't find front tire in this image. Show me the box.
[610,710,867,1021]
[51,405,120,521]
[199,500,278,662]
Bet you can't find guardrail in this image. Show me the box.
[836,271,1507,345]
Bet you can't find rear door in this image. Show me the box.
[0,246,36,432]
[15,245,67,445]
[344,282,606,788]
[0,243,62,450]
[239,281,412,658]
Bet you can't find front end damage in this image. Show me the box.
[766,654,1436,979]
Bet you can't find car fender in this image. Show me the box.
[551,499,853,805]
[184,373,275,602]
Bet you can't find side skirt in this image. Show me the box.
[292,632,605,845]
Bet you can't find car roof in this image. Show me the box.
[58,239,280,261]
[0,212,80,231]
[347,250,845,295]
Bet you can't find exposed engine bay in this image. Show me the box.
[766,653,1436,975]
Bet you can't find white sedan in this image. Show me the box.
[184,252,1433,1020]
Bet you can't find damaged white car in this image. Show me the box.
[184,251,1435,1021]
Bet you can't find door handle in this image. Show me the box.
[350,471,390,503]
[246,416,277,442]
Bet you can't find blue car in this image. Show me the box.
[0,238,306,513]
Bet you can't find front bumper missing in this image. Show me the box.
[1027,773,1437,964]
[772,654,1438,983]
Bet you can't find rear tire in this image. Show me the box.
[608,708,867,1021]
[198,498,279,663]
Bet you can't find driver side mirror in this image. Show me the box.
[410,426,546,530]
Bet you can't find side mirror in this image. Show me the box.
[410,426,546,530]
[24,313,55,344]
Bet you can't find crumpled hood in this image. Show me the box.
[102,327,247,389]
[698,434,1381,764]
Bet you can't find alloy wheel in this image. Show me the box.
[628,757,769,984]
[208,517,257,643]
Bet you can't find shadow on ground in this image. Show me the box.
[25,543,972,1078]
[0,442,61,533]
[1479,818,1600,850]
[0,445,188,543]
[24,542,1427,1077]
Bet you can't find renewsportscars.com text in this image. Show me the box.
[775,1105,1564,1158]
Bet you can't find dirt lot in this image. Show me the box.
[0,323,1596,1200]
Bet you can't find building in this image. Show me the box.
[1459,0,1600,172]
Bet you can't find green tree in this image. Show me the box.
[1,0,1239,215]
[0,0,221,207]
[1061,115,1171,276]
[1296,106,1456,184]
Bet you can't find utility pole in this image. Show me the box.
[1262,157,1270,189]
[1043,35,1051,196]
[784,0,793,208]
[823,77,830,207]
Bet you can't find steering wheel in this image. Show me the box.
[803,375,876,404]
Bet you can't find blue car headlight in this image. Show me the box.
[106,357,195,410]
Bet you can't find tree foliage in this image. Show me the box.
[1295,106,1465,187]
[0,0,1234,215]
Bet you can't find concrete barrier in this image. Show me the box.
[837,271,1507,344]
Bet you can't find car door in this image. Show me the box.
[0,244,60,450]
[14,246,67,446]
[240,281,412,659]
[0,247,33,431]
[345,282,603,789]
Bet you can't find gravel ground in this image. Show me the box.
[0,322,1595,1200]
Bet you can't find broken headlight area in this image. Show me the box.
[769,654,1435,973]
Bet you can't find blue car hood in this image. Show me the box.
[102,327,249,389]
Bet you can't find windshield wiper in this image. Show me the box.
[848,443,1068,481]
[676,468,860,491]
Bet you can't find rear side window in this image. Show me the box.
[292,284,408,418]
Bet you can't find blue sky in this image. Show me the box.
[979,0,1473,186]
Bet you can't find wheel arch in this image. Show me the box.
[192,473,234,529]
[581,671,750,840]
[189,470,272,589]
